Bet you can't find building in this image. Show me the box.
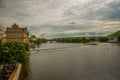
[6,23,29,44]
[29,35,36,41]
[0,26,6,42]
[108,37,119,43]
[0,28,3,40]
[29,35,36,48]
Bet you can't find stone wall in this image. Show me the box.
[8,63,22,80]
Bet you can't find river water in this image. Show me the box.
[30,43,120,80]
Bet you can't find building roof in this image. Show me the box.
[6,23,28,33]
[31,35,36,38]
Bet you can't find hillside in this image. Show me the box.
[108,30,120,38]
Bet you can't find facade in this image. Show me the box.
[0,26,6,42]
[6,23,29,44]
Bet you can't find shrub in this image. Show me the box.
[0,41,29,65]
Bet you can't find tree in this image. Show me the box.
[90,37,96,41]
[118,37,120,42]
[41,38,47,43]
[0,41,29,65]
[34,38,42,48]
[98,37,109,42]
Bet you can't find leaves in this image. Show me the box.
[57,37,90,43]
[108,30,120,38]
[0,41,29,65]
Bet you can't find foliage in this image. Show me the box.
[56,37,90,43]
[34,38,42,48]
[107,30,120,42]
[89,37,97,41]
[118,37,120,41]
[98,37,109,42]
[0,40,2,44]
[34,38,47,48]
[35,38,47,44]
[0,40,2,48]
[29,39,34,43]
[23,43,29,51]
[0,41,29,65]
[19,62,29,80]
[108,30,120,38]
[41,38,47,43]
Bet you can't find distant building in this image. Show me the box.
[29,35,36,48]
[5,23,29,44]
[0,28,3,40]
[29,35,36,41]
[108,37,119,43]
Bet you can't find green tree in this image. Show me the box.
[90,37,96,41]
[98,37,109,42]
[118,37,120,42]
[0,41,29,65]
[41,38,47,43]
[35,38,42,48]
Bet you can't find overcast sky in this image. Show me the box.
[0,0,120,38]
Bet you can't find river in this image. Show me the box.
[29,43,120,80]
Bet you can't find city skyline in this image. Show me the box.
[0,0,120,38]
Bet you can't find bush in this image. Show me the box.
[0,41,29,65]
[98,37,109,42]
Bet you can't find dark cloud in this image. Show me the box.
[40,24,97,32]
[40,33,47,37]
[15,12,31,17]
[64,0,120,21]
[0,0,4,8]
[106,1,120,20]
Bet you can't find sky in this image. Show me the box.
[0,0,120,38]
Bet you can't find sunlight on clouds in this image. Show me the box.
[70,0,91,5]
[63,30,82,34]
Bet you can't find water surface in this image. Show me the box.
[30,43,120,80]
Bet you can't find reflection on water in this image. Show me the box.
[30,43,120,80]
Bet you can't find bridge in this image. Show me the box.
[46,39,58,43]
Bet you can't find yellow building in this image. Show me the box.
[0,26,6,42]
[6,23,29,44]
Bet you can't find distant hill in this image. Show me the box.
[108,30,120,38]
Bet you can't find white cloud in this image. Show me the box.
[0,0,120,38]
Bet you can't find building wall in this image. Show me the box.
[0,26,6,42]
[6,24,29,44]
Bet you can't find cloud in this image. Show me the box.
[27,20,120,38]
[0,0,120,38]
[64,0,120,21]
